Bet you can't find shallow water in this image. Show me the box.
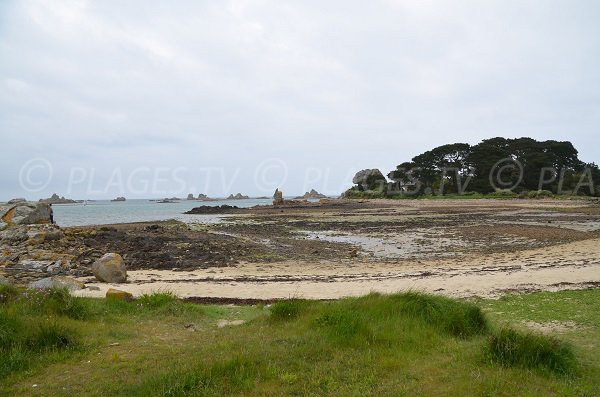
[51,198,272,227]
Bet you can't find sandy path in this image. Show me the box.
[74,238,600,299]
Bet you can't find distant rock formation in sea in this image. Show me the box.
[227,193,249,200]
[111,197,126,202]
[156,197,181,203]
[295,189,327,200]
[39,193,81,204]
[186,193,216,201]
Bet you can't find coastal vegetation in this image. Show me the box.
[345,137,600,198]
[1,287,598,396]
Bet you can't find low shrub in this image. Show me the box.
[489,189,518,198]
[486,328,577,375]
[528,190,554,199]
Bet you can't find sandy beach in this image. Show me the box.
[58,198,600,299]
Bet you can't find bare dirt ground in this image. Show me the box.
[68,198,600,299]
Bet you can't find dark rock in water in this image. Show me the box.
[111,197,126,202]
[185,205,239,214]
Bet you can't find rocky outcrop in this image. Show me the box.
[273,189,284,206]
[227,193,249,200]
[28,276,84,291]
[111,197,126,202]
[187,194,216,201]
[352,169,387,191]
[295,189,327,200]
[0,200,53,226]
[185,205,239,214]
[106,288,133,301]
[39,193,80,204]
[92,253,127,283]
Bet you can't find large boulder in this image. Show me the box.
[28,276,84,291]
[352,169,387,191]
[92,253,127,283]
[0,200,53,225]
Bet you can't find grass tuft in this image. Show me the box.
[26,322,79,352]
[392,292,489,338]
[269,299,311,321]
[19,287,90,320]
[314,307,374,345]
[137,291,179,308]
[486,328,578,375]
[0,284,19,305]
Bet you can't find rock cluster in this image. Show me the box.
[111,197,126,202]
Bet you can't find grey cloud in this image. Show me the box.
[1,0,598,199]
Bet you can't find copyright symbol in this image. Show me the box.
[19,158,53,193]
[489,158,523,191]
[254,158,288,192]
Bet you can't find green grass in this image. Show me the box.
[0,288,598,396]
[486,328,577,375]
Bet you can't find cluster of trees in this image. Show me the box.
[347,138,600,197]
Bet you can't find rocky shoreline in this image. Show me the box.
[2,197,600,300]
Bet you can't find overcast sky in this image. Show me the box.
[1,0,599,200]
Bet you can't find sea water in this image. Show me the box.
[51,198,272,227]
